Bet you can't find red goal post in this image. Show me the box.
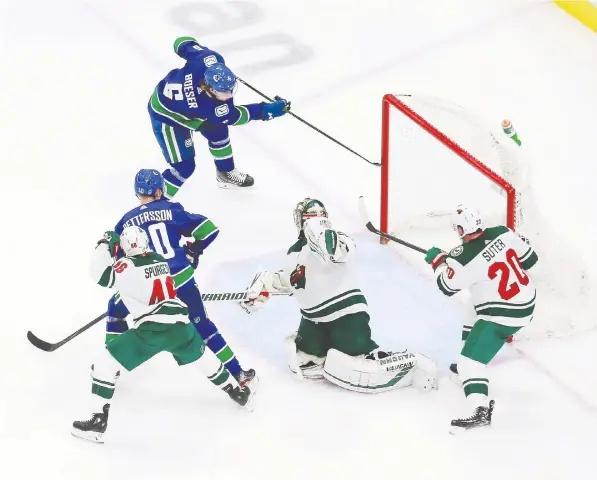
[379,93,518,238]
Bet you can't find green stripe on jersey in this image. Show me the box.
[192,219,218,242]
[232,106,250,126]
[301,293,367,320]
[173,36,198,53]
[150,88,205,130]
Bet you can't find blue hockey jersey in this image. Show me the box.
[149,36,264,131]
[114,198,219,288]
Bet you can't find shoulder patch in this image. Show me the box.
[450,245,464,257]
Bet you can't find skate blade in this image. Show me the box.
[216,182,254,190]
[244,382,259,413]
[71,429,105,443]
[449,422,491,435]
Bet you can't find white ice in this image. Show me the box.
[2,0,597,478]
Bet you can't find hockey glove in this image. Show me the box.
[424,247,448,271]
[261,96,291,121]
[239,270,272,314]
[98,231,121,258]
[184,241,203,270]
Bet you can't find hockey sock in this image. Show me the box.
[462,324,473,341]
[195,317,242,376]
[162,168,186,198]
[194,350,233,389]
[458,355,489,408]
[89,349,122,410]
[209,137,234,172]
[105,317,129,344]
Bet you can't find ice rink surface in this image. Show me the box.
[2,0,597,478]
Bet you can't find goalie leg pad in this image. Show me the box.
[411,353,439,392]
[323,349,418,393]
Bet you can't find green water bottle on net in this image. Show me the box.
[501,119,521,146]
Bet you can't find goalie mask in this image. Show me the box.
[293,198,328,234]
[452,205,484,238]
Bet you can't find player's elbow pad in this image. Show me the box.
[89,244,115,284]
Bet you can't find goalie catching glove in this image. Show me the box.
[239,269,291,314]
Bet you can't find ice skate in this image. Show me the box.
[72,403,110,443]
[450,400,495,433]
[224,377,258,412]
[216,168,254,189]
[234,368,257,387]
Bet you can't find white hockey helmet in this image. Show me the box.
[120,226,151,257]
[293,197,328,234]
[452,205,484,238]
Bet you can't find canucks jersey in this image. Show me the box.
[149,37,264,131]
[281,233,367,323]
[90,244,188,327]
[114,198,219,288]
[436,226,539,327]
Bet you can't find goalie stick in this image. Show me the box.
[27,290,289,352]
[358,196,428,254]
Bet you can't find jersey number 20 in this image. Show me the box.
[488,248,529,300]
[150,277,176,305]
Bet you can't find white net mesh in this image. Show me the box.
[384,93,595,339]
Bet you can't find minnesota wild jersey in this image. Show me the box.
[281,233,367,323]
[90,243,188,327]
[436,226,539,327]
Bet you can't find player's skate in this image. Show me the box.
[450,400,495,433]
[234,368,257,387]
[216,168,254,189]
[72,403,110,443]
[223,381,258,412]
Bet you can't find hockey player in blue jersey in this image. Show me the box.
[106,169,256,386]
[148,36,291,196]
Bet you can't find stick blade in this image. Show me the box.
[27,331,56,352]
[358,196,377,233]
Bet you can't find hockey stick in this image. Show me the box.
[27,290,290,352]
[358,196,428,254]
[27,312,108,352]
[236,77,381,167]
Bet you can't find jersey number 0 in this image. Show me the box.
[488,248,529,300]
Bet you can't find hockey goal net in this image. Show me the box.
[379,93,594,339]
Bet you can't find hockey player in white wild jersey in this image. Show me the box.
[425,205,538,431]
[240,198,438,393]
[72,226,256,443]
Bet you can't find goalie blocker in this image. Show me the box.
[240,199,438,394]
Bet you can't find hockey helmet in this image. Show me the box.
[120,226,151,257]
[204,63,237,99]
[452,205,484,238]
[134,169,164,197]
[293,197,328,234]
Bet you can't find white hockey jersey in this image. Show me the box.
[278,231,368,323]
[90,243,188,327]
[436,226,538,327]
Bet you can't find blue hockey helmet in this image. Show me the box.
[134,169,164,197]
[203,63,237,96]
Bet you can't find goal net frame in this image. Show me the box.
[379,93,517,238]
